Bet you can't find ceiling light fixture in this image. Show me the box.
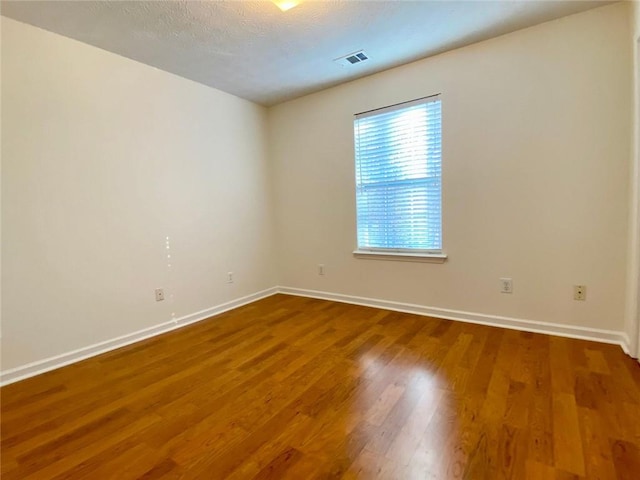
[272,0,301,12]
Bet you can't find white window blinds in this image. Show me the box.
[354,95,442,252]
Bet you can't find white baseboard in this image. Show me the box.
[1,284,631,386]
[0,287,278,386]
[620,333,635,357]
[278,286,629,351]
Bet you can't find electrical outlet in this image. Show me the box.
[318,264,325,276]
[500,278,513,294]
[227,272,234,284]
[574,285,586,301]
[155,288,165,302]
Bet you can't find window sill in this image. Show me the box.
[352,250,448,263]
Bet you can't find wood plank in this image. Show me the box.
[611,439,640,480]
[552,393,586,476]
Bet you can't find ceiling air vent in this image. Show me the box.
[334,50,369,67]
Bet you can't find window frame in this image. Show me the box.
[352,94,446,263]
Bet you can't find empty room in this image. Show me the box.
[1,0,640,478]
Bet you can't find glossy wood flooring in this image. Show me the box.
[2,294,640,479]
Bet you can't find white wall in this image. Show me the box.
[628,1,640,356]
[269,3,632,333]
[0,17,3,348]
[1,17,277,371]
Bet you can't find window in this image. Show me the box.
[354,95,443,259]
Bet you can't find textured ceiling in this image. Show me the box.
[1,0,613,106]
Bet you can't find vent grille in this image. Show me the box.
[334,50,369,67]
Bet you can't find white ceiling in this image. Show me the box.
[1,0,612,106]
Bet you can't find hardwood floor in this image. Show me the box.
[1,294,639,479]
